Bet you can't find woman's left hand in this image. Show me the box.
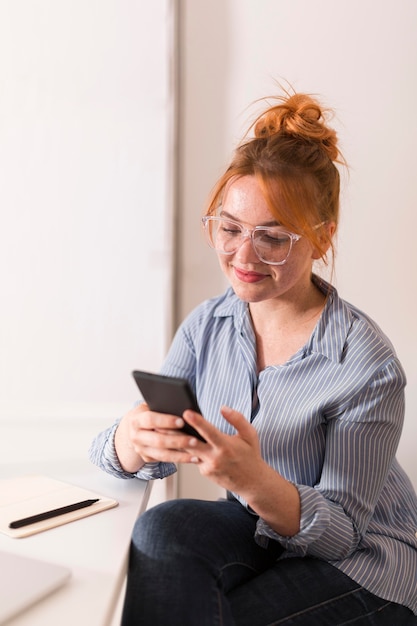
[182,406,301,536]
[181,406,266,497]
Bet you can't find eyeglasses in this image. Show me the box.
[202,216,301,266]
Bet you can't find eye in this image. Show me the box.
[220,221,242,236]
[258,230,290,247]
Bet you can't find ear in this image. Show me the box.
[311,222,336,260]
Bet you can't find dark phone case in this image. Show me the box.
[132,370,206,441]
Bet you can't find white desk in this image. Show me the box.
[0,418,151,626]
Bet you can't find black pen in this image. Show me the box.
[9,498,100,529]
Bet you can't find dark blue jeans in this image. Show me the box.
[121,498,416,625]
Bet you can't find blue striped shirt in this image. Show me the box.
[89,276,417,614]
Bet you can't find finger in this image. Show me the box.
[138,443,201,465]
[133,428,204,464]
[219,406,256,441]
[182,410,222,445]
[132,427,194,451]
[137,410,186,432]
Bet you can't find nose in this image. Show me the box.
[234,233,260,263]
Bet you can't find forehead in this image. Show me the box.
[221,176,278,225]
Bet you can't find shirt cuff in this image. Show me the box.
[254,484,331,555]
[89,419,177,480]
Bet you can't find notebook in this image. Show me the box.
[0,475,118,538]
[0,550,71,624]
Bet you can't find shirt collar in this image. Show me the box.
[308,277,354,364]
[213,276,355,365]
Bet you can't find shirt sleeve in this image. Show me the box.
[88,419,177,481]
[254,357,406,560]
[88,313,203,482]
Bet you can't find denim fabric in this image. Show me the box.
[121,499,416,625]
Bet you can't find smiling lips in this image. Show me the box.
[233,267,268,283]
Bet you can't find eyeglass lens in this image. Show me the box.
[205,218,294,264]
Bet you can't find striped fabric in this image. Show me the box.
[89,275,417,615]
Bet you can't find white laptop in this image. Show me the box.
[0,550,71,624]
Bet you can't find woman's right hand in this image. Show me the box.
[114,403,201,472]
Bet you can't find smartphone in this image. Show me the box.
[132,370,206,442]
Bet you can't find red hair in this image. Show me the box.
[205,91,346,264]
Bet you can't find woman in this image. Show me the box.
[89,90,417,624]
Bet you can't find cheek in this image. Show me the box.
[217,254,230,273]
[269,250,315,283]
[285,241,316,271]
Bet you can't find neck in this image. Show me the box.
[249,278,325,333]
[249,280,327,370]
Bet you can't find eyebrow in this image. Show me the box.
[219,209,280,228]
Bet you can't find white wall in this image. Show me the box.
[0,1,175,422]
[177,0,417,496]
[1,1,415,500]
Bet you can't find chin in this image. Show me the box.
[231,284,271,303]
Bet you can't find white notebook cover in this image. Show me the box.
[0,474,118,538]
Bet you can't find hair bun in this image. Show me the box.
[253,92,339,162]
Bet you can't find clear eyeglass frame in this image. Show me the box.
[201,215,302,266]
